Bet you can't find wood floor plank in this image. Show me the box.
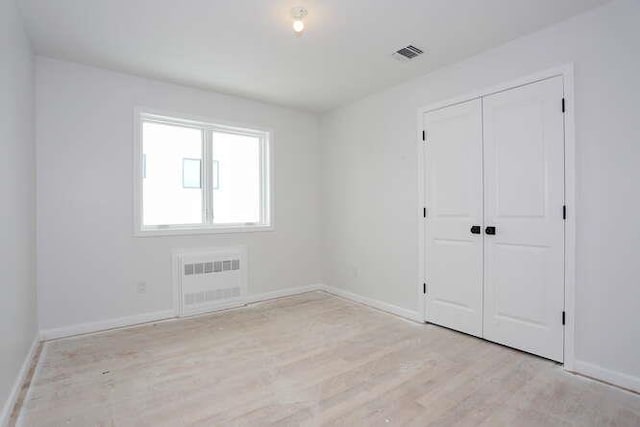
[15,292,640,426]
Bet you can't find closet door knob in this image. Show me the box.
[470,225,481,235]
[485,226,496,235]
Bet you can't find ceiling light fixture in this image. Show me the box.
[291,7,308,35]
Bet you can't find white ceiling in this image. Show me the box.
[19,0,610,112]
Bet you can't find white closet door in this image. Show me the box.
[424,99,483,337]
[482,76,565,362]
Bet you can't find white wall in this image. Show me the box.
[36,57,321,332]
[0,0,38,421]
[321,0,640,389]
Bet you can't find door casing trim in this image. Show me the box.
[416,64,576,371]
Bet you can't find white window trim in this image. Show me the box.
[133,107,274,237]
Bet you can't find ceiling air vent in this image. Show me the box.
[392,45,424,62]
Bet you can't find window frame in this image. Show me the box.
[133,108,274,237]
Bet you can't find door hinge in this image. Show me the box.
[562,311,566,325]
[563,205,567,220]
[423,283,427,294]
[423,207,427,218]
[422,130,426,142]
[562,98,566,113]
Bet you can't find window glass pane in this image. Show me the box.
[211,131,261,224]
[143,122,203,226]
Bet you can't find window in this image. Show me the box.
[135,111,272,235]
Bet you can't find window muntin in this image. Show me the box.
[136,112,271,235]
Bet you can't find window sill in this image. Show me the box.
[134,224,274,237]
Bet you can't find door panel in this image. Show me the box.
[482,76,565,362]
[424,99,483,337]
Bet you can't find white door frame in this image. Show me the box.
[416,64,576,371]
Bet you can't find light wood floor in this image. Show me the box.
[16,292,640,426]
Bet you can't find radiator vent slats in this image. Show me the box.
[184,288,241,306]
[184,259,240,276]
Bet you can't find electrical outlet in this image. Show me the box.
[136,281,147,294]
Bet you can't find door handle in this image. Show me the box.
[470,225,481,235]
[485,226,496,235]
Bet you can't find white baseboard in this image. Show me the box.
[33,285,640,398]
[321,286,640,394]
[320,285,422,323]
[179,284,325,318]
[244,284,324,304]
[573,360,640,393]
[1,336,39,427]
[36,284,423,342]
[40,309,177,341]
[39,284,326,341]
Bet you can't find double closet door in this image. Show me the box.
[423,76,565,362]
